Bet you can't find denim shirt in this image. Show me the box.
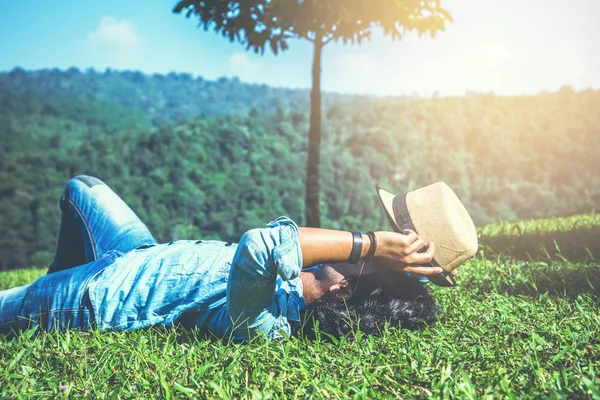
[87,217,305,340]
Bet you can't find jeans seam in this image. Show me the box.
[65,197,98,261]
[36,308,83,313]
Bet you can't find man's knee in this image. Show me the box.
[60,176,106,209]
[72,175,105,188]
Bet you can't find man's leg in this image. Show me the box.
[47,175,157,273]
[1,255,115,334]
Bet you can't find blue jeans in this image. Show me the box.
[0,176,156,333]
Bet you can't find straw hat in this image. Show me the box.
[376,182,478,286]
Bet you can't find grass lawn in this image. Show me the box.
[1,215,599,398]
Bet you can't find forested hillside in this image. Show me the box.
[1,69,599,269]
[0,67,312,125]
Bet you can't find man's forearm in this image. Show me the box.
[298,228,372,268]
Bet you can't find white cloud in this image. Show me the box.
[228,52,258,79]
[86,17,141,47]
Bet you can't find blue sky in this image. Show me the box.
[1,0,598,96]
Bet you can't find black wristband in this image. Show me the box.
[365,231,377,263]
[348,230,363,264]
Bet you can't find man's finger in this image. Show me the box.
[401,229,419,244]
[404,237,425,255]
[408,241,435,264]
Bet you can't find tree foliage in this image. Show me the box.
[173,0,451,52]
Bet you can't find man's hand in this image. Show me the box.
[374,229,443,276]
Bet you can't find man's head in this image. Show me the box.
[299,264,439,338]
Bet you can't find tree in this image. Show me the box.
[173,0,451,227]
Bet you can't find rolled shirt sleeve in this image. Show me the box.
[226,216,303,340]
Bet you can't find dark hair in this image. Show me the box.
[300,273,439,339]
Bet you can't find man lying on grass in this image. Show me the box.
[0,176,477,340]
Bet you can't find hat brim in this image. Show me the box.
[376,187,401,232]
[426,272,456,287]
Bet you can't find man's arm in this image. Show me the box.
[298,227,442,276]
[226,217,303,340]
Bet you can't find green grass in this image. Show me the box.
[479,212,600,237]
[478,212,600,263]
[1,216,600,398]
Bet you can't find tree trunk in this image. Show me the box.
[305,39,323,227]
